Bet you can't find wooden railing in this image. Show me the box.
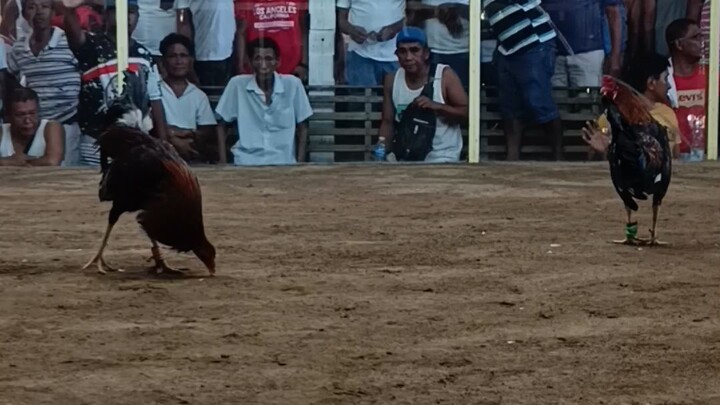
[202,85,602,162]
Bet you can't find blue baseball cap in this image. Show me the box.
[105,0,139,10]
[396,26,427,47]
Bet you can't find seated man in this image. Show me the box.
[0,87,64,166]
[378,27,467,163]
[159,33,217,162]
[583,53,680,157]
[215,38,313,165]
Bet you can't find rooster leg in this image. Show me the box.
[612,208,647,245]
[82,222,123,274]
[647,205,668,246]
[149,240,188,275]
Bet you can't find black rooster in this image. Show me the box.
[82,71,216,275]
[601,75,672,246]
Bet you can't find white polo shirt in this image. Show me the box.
[215,73,313,166]
[161,80,217,130]
[336,0,405,62]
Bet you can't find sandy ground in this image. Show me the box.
[1,163,720,405]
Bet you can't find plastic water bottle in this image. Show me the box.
[373,137,386,161]
[688,114,706,162]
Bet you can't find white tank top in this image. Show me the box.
[392,64,463,163]
[0,119,49,158]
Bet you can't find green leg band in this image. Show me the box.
[625,222,638,239]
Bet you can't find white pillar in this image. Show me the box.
[707,0,719,160]
[467,0,482,163]
[308,0,337,163]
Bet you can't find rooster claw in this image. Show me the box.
[645,239,669,246]
[612,237,647,246]
[148,260,188,276]
[82,256,124,274]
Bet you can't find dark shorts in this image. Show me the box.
[494,42,559,124]
[195,58,231,87]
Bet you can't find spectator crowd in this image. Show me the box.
[0,0,715,166]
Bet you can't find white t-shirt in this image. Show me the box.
[161,81,217,130]
[421,0,468,54]
[182,0,236,61]
[336,0,405,62]
[133,0,189,56]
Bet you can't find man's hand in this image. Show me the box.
[414,95,442,111]
[168,127,200,160]
[376,25,399,42]
[581,120,610,153]
[348,25,369,44]
[437,4,464,37]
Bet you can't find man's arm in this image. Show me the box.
[687,0,704,21]
[377,17,405,42]
[295,10,309,81]
[235,18,248,75]
[295,122,308,162]
[62,0,88,52]
[604,3,623,77]
[216,122,228,164]
[641,0,655,54]
[177,5,192,38]
[378,72,396,147]
[27,121,64,166]
[0,154,29,166]
[150,99,169,141]
[414,68,467,125]
[337,7,368,44]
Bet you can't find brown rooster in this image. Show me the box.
[601,75,672,246]
[82,78,215,275]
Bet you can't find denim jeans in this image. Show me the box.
[494,42,559,123]
[345,51,399,86]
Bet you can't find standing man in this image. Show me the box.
[336,0,406,86]
[62,0,168,166]
[184,0,236,87]
[234,0,309,81]
[483,0,563,161]
[544,0,623,84]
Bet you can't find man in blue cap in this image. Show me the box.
[377,26,468,162]
[61,0,172,166]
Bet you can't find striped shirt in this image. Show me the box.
[483,0,556,55]
[7,28,81,124]
[700,0,713,62]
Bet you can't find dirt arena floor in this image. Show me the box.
[1,162,720,404]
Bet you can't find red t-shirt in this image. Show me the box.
[51,6,103,31]
[673,66,707,153]
[235,0,307,75]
